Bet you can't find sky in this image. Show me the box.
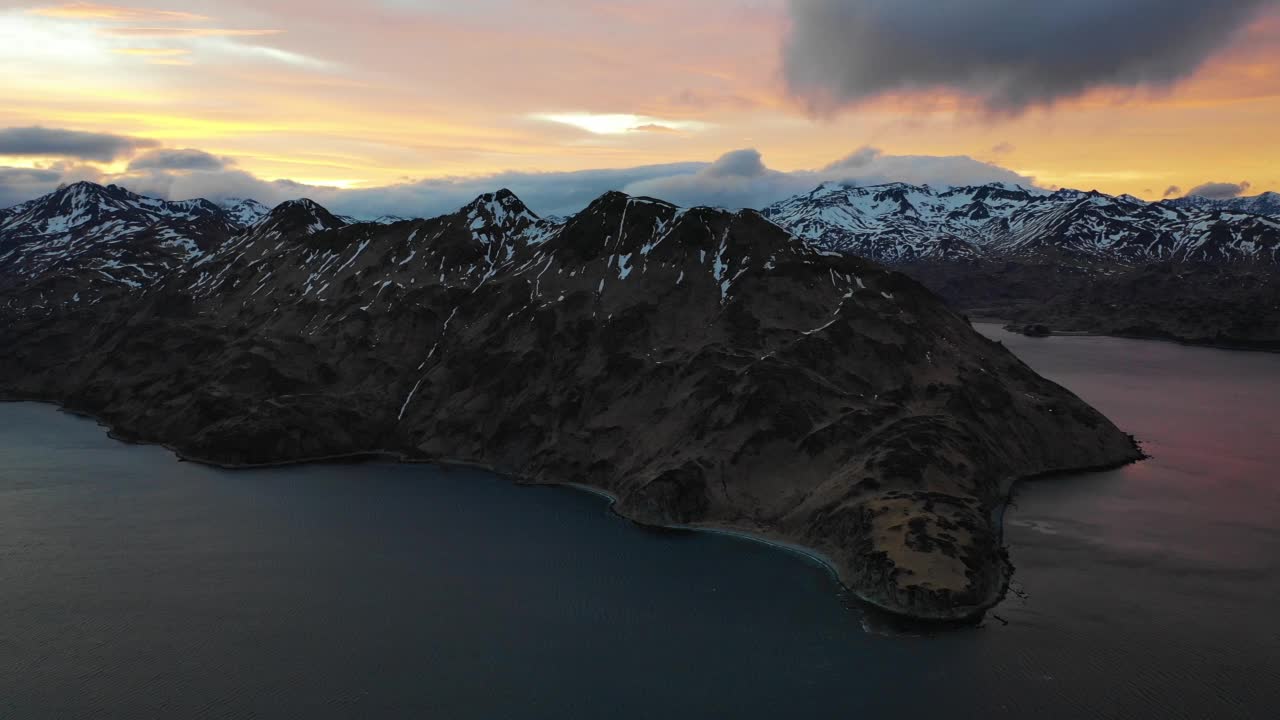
[1,0,1278,217]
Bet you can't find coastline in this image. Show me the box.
[968,316,1280,354]
[2,394,1142,625]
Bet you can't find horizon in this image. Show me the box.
[14,175,1279,223]
[2,1,1279,217]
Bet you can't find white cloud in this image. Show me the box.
[530,113,711,135]
[1185,180,1253,199]
[1,145,1036,218]
[625,147,1035,210]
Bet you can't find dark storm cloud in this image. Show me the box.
[0,127,158,162]
[128,148,230,172]
[783,0,1277,113]
[1186,181,1253,199]
[1164,186,1183,198]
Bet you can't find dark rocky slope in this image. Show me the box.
[0,190,1142,621]
[904,260,1280,351]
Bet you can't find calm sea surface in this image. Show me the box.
[2,325,1278,719]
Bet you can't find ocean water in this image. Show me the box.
[1,327,1277,719]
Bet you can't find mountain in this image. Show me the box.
[764,182,1280,349]
[246,198,346,238]
[218,197,272,226]
[0,184,351,321]
[907,261,1280,350]
[0,185,1140,622]
[764,182,1280,266]
[0,182,241,318]
[1168,191,1280,218]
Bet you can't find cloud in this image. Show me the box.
[1163,185,1182,198]
[1186,181,1253,199]
[531,113,710,135]
[629,124,679,134]
[823,147,882,171]
[28,3,209,22]
[625,149,803,209]
[626,147,1033,210]
[106,162,710,219]
[783,0,1277,113]
[112,47,190,57]
[826,151,1033,188]
[0,162,105,208]
[127,148,230,171]
[991,142,1016,155]
[1,146,1036,218]
[96,27,284,38]
[0,167,69,209]
[0,126,157,162]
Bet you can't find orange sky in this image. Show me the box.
[0,0,1277,201]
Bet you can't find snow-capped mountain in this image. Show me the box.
[1168,191,1280,218]
[0,180,578,322]
[245,198,347,239]
[0,182,244,316]
[218,197,272,227]
[185,189,558,305]
[1,181,226,240]
[763,182,1280,266]
[0,184,359,319]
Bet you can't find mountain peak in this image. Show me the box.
[53,180,115,202]
[59,179,101,192]
[218,197,271,227]
[461,188,539,234]
[463,188,530,210]
[254,198,345,236]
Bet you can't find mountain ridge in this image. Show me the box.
[5,179,1276,347]
[762,181,1280,266]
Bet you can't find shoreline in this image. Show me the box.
[4,395,1140,625]
[969,316,1280,354]
[561,482,844,583]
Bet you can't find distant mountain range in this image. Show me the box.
[1167,191,1280,217]
[754,182,1277,349]
[762,182,1280,266]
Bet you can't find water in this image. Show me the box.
[1,327,1277,719]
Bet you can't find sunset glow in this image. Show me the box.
[1,0,1278,213]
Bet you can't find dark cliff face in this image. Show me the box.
[0,189,1141,621]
